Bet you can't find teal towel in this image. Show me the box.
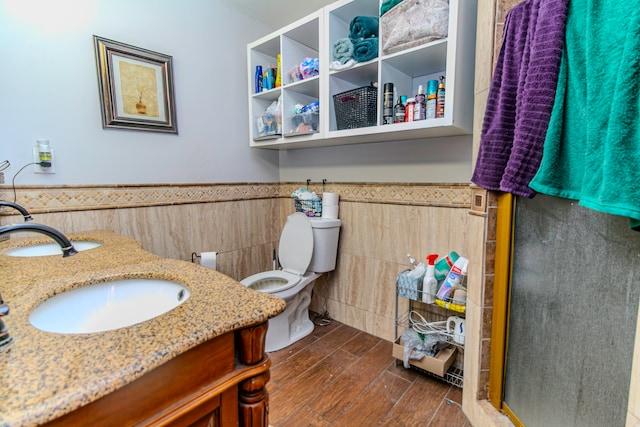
[349,16,379,41]
[333,38,354,64]
[352,38,378,63]
[529,0,640,230]
[380,0,403,16]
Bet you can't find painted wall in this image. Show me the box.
[1,0,473,187]
[278,135,472,183]
[0,0,279,185]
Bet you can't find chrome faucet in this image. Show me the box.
[0,223,77,349]
[0,201,33,222]
[0,223,78,257]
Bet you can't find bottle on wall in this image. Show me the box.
[255,65,263,93]
[383,83,395,125]
[426,79,438,119]
[275,54,282,88]
[414,85,426,121]
[393,95,406,123]
[436,75,446,118]
[404,98,416,122]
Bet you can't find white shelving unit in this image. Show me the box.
[247,0,478,150]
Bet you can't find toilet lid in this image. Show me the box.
[279,212,313,276]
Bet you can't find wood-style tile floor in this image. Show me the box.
[267,316,472,427]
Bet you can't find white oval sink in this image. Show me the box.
[29,278,190,334]
[5,241,102,257]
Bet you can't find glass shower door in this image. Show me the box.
[502,194,639,427]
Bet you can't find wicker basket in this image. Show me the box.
[333,86,378,130]
[294,198,322,217]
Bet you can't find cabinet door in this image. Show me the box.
[182,387,238,427]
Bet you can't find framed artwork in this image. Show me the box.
[93,35,178,133]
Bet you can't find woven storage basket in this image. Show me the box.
[333,86,378,130]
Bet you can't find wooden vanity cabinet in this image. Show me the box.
[44,322,270,427]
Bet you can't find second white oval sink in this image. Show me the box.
[5,241,102,257]
[29,278,190,334]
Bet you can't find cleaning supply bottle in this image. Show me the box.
[436,256,468,302]
[422,254,439,304]
[434,251,459,281]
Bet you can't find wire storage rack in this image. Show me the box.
[394,270,465,388]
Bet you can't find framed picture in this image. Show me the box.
[93,35,178,133]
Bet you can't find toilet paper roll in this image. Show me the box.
[200,251,217,270]
[322,205,339,219]
[322,192,339,206]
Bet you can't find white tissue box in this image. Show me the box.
[392,338,456,377]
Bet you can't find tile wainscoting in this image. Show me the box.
[1,182,473,342]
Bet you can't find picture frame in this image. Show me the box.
[93,35,178,133]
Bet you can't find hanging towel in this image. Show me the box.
[471,0,569,198]
[529,0,640,229]
[332,37,354,64]
[352,38,379,63]
[349,16,379,41]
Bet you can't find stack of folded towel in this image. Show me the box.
[331,15,379,69]
[350,16,379,63]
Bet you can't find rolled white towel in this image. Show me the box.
[329,59,357,71]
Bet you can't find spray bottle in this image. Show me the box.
[422,254,439,304]
[436,256,468,302]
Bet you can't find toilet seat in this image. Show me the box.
[241,212,314,295]
[241,270,301,294]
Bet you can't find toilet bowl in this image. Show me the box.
[241,212,341,352]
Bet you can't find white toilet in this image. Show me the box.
[241,212,341,352]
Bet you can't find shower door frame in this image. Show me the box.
[488,192,523,426]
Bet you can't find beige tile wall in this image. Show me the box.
[0,183,472,338]
[307,200,469,341]
[2,180,489,405]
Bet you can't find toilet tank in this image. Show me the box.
[307,218,341,273]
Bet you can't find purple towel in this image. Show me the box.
[471,0,568,198]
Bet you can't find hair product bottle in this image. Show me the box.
[436,76,446,118]
[393,95,406,123]
[383,83,395,125]
[414,85,426,121]
[426,79,438,119]
[404,98,416,122]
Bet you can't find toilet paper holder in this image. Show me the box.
[191,250,231,263]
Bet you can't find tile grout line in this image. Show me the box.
[377,361,420,425]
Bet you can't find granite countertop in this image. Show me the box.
[0,230,286,427]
